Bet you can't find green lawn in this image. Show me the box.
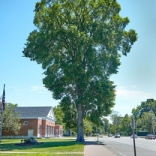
[0,138,84,156]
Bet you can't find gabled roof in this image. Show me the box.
[16,106,56,121]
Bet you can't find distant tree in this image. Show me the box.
[132,99,156,119]
[120,114,131,135]
[132,105,142,120]
[53,105,64,125]
[107,123,113,134]
[23,0,137,142]
[136,112,156,134]
[54,103,78,135]
[110,111,121,125]
[110,111,121,133]
[102,118,109,134]
[83,118,93,136]
[108,123,116,134]
[1,103,21,135]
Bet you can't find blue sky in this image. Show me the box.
[1,0,156,117]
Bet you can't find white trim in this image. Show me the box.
[41,117,55,122]
[20,117,42,119]
[47,107,56,121]
[20,117,55,122]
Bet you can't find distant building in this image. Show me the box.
[2,106,63,138]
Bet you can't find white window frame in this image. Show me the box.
[23,121,28,126]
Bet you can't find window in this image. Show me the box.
[23,121,28,126]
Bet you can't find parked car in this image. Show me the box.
[131,134,138,138]
[108,133,112,137]
[114,133,120,138]
[145,134,155,140]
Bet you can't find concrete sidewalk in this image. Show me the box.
[84,139,116,156]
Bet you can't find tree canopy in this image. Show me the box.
[136,112,155,134]
[53,105,64,125]
[110,111,121,133]
[132,99,156,119]
[120,114,131,135]
[23,0,137,142]
[0,103,21,135]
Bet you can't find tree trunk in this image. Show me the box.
[76,104,84,142]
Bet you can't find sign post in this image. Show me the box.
[131,116,137,156]
[96,127,99,142]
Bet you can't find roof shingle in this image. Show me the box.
[16,106,53,118]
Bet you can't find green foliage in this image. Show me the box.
[54,103,77,133]
[60,101,78,132]
[102,118,109,134]
[132,99,156,119]
[54,104,94,135]
[0,138,84,155]
[108,113,132,135]
[0,103,21,135]
[92,117,110,135]
[110,111,121,125]
[120,114,131,135]
[23,0,137,142]
[53,105,64,125]
[83,118,93,135]
[131,99,156,134]
[110,111,121,133]
[136,112,155,133]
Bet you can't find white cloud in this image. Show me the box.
[30,85,47,94]
[116,86,151,101]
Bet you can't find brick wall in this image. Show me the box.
[55,125,63,136]
[2,118,56,138]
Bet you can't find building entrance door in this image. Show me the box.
[28,129,34,137]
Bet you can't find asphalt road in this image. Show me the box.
[98,136,156,156]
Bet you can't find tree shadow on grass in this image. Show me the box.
[0,139,84,152]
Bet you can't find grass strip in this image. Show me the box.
[0,138,84,155]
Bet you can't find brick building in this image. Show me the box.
[2,106,63,138]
